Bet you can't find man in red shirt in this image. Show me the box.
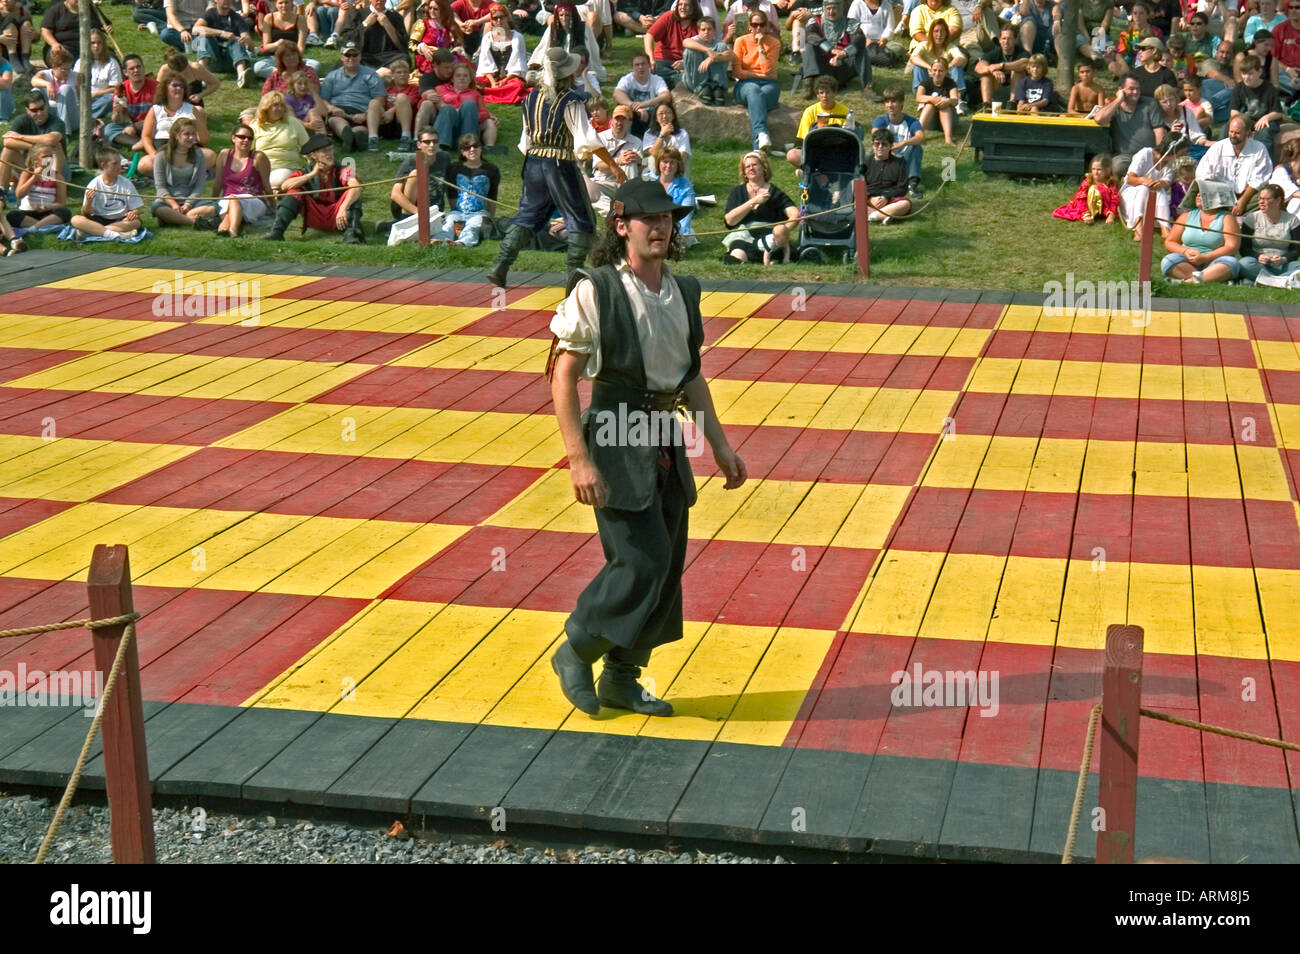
[450,0,494,58]
[1272,1,1300,100]
[644,0,699,88]
[269,133,365,242]
[105,55,158,148]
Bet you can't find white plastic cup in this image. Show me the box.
[991,101,1002,116]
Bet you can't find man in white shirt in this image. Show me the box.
[588,104,643,214]
[548,178,746,718]
[1193,115,1273,215]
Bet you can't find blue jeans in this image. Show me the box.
[192,35,252,72]
[1161,252,1240,279]
[0,88,12,122]
[682,46,728,93]
[896,143,922,182]
[434,210,486,246]
[734,78,780,146]
[315,6,339,36]
[912,64,965,92]
[433,99,480,146]
[1200,78,1232,124]
[159,27,191,54]
[48,83,78,134]
[1239,256,1300,283]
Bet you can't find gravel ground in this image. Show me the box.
[0,793,792,864]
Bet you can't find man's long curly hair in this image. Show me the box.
[590,210,686,267]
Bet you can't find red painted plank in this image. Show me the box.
[1129,495,1189,566]
[874,636,985,760]
[792,630,916,754]
[111,323,437,365]
[956,641,1052,768]
[782,546,877,631]
[454,309,554,339]
[890,486,968,552]
[864,432,940,485]
[949,488,1023,556]
[1244,498,1300,569]
[421,463,548,525]
[1188,498,1252,568]
[0,498,74,539]
[1070,494,1132,562]
[762,428,856,483]
[1269,658,1300,782]
[1009,492,1077,559]
[382,525,542,603]
[0,289,157,319]
[1197,654,1288,788]
[0,349,89,383]
[680,539,768,623]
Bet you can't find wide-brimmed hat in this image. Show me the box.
[610,179,692,221]
[1137,37,1166,51]
[301,133,335,155]
[543,47,583,80]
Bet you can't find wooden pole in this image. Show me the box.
[1057,0,1079,91]
[87,545,155,864]
[1097,623,1143,864]
[1137,188,1157,286]
[77,0,93,169]
[854,176,869,279]
[416,146,430,248]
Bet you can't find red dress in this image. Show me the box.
[414,16,461,74]
[1053,177,1120,221]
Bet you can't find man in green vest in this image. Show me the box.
[547,179,748,717]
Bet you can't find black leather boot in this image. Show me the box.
[487,223,529,288]
[267,195,300,241]
[551,642,601,715]
[597,660,673,717]
[564,230,594,293]
[342,204,365,244]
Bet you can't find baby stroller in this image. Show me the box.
[797,124,865,264]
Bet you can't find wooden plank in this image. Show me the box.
[756,747,873,851]
[938,761,1038,862]
[502,732,635,828]
[669,742,796,842]
[0,705,86,765]
[156,706,321,797]
[323,719,473,814]
[410,724,551,821]
[1204,781,1300,863]
[78,702,241,790]
[242,713,398,804]
[0,701,166,787]
[583,736,711,835]
[1135,777,1211,863]
[1028,766,1098,863]
[851,752,956,858]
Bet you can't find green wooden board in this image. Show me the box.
[502,731,635,829]
[157,706,321,798]
[323,719,473,814]
[938,761,1038,862]
[1027,766,1098,863]
[0,704,87,763]
[410,724,551,821]
[1205,781,1300,864]
[1135,777,1211,863]
[755,747,873,851]
[669,742,796,843]
[583,736,710,836]
[242,713,398,805]
[77,702,241,791]
[851,752,956,858]
[0,702,166,788]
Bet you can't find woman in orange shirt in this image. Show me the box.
[731,11,781,151]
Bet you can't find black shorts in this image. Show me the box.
[7,207,72,226]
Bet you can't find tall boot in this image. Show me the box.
[551,629,612,716]
[597,658,673,717]
[564,230,594,293]
[486,222,529,288]
[267,195,300,241]
[342,204,364,243]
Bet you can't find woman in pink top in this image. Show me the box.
[212,122,272,237]
[434,60,498,146]
[260,44,321,96]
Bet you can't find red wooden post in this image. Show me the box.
[416,146,430,249]
[87,544,155,864]
[854,177,869,279]
[1097,623,1143,864]
[1137,189,1157,286]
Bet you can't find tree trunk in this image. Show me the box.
[1058,0,1078,92]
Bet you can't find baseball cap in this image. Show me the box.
[611,104,634,120]
[1137,37,1165,51]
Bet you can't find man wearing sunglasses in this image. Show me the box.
[385,130,450,226]
[1,91,66,191]
[321,40,387,150]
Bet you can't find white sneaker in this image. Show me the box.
[306,32,323,46]
[867,210,885,222]
[325,33,338,48]
[955,101,969,117]
[756,131,772,151]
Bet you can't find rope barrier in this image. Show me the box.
[33,620,137,865]
[1062,703,1102,865]
[0,612,140,640]
[1140,707,1300,752]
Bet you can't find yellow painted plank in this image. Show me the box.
[481,634,577,731]
[388,335,550,371]
[136,511,311,588]
[0,442,197,503]
[830,484,913,550]
[405,608,569,723]
[966,357,1021,393]
[1094,361,1143,399]
[0,315,182,351]
[921,434,992,489]
[1026,438,1086,494]
[807,386,878,430]
[1192,565,1267,659]
[1255,568,1300,662]
[1139,364,1183,401]
[1178,313,1220,338]
[1080,441,1134,495]
[257,521,455,597]
[1274,404,1300,450]
[751,317,819,352]
[339,603,515,718]
[1237,445,1297,502]
[1256,339,1300,371]
[995,305,1041,331]
[703,291,772,318]
[899,387,960,434]
[1185,444,1242,500]
[848,550,947,637]
[716,380,795,427]
[1126,561,1195,656]
[1213,312,1248,340]
[1053,360,1102,397]
[1222,366,1267,404]
[718,479,813,543]
[638,622,777,742]
[249,599,452,711]
[765,382,837,427]
[713,317,785,350]
[716,627,837,746]
[948,327,993,358]
[1181,365,1227,404]
[325,523,469,598]
[1009,359,1061,395]
[1057,558,1129,650]
[987,556,1067,645]
[1134,441,1187,498]
[972,435,1038,492]
[509,287,567,312]
[917,553,1005,642]
[772,481,865,547]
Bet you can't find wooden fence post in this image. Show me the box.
[416,146,430,249]
[88,545,155,864]
[854,177,869,279]
[1137,189,1157,286]
[1097,623,1143,864]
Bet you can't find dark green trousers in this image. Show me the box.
[565,454,690,666]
